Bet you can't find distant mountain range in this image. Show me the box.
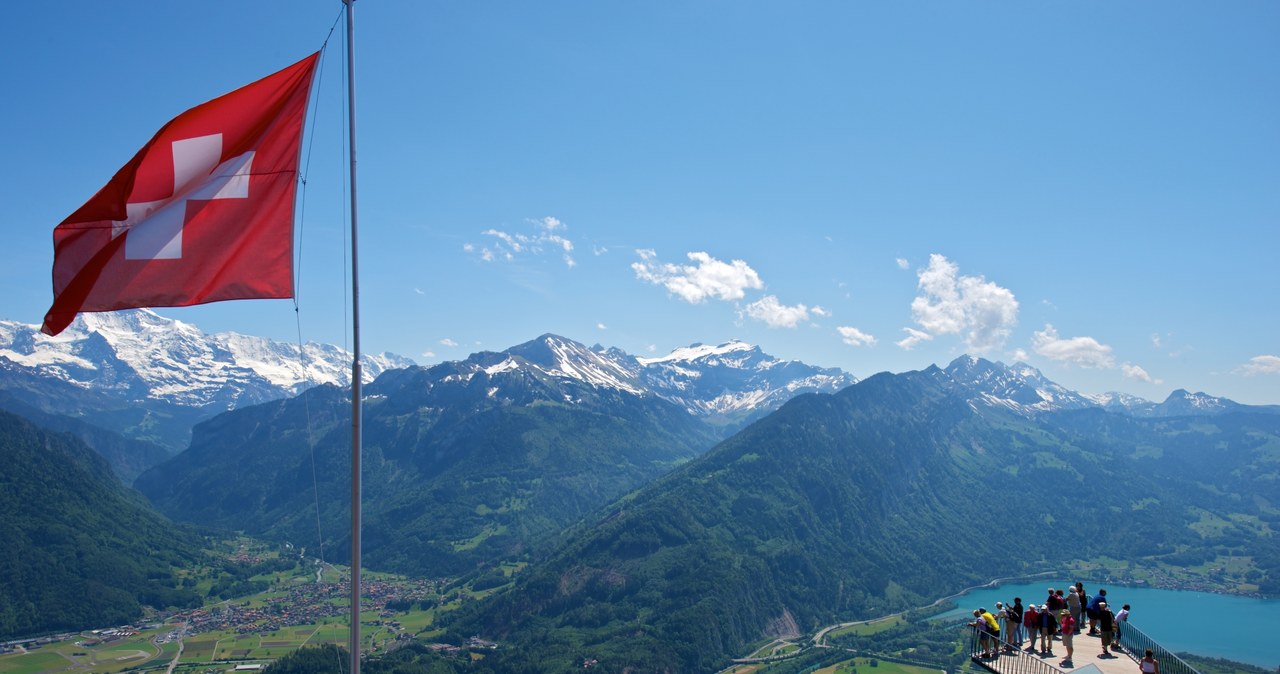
[131,333,860,576]
[0,310,412,477]
[924,354,1280,418]
[4,310,1268,482]
[0,314,860,480]
[438,359,1280,672]
[6,310,1280,662]
[0,309,411,409]
[474,334,858,429]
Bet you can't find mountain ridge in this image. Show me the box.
[0,310,414,468]
[0,309,412,410]
[437,360,1280,672]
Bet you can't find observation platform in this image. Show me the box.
[968,620,1198,674]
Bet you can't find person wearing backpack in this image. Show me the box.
[1098,601,1116,656]
[1087,588,1107,635]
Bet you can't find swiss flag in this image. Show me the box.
[42,52,320,336]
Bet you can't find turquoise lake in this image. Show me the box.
[934,580,1279,669]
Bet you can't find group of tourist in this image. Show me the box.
[968,582,1153,670]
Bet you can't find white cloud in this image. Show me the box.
[1237,355,1280,376]
[484,229,523,252]
[837,326,876,347]
[1031,324,1115,368]
[1010,348,1030,363]
[646,344,657,353]
[812,306,831,318]
[896,257,910,270]
[468,216,577,267]
[413,288,425,295]
[593,245,609,256]
[421,351,436,358]
[631,250,764,304]
[744,295,811,328]
[907,254,1019,353]
[440,338,458,348]
[596,323,607,330]
[1121,363,1162,384]
[896,327,934,350]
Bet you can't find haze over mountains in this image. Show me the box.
[0,310,412,478]
[130,333,858,576]
[440,360,1280,671]
[2,309,1264,476]
[4,313,1279,670]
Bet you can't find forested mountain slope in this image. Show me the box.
[0,411,203,639]
[440,366,1280,672]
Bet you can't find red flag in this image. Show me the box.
[42,53,320,336]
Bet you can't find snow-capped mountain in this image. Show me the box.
[937,355,1097,414]
[385,335,857,430]
[1085,390,1155,413]
[634,339,858,421]
[507,334,646,395]
[933,355,1278,418]
[1122,389,1278,418]
[377,334,857,430]
[0,309,412,411]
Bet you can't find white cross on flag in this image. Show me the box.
[43,52,319,336]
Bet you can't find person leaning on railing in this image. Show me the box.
[969,609,996,659]
[1115,603,1130,650]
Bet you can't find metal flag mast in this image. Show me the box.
[343,1,364,674]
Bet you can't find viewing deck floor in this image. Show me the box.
[981,632,1146,674]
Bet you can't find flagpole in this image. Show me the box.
[343,2,363,674]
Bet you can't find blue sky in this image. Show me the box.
[3,2,1277,404]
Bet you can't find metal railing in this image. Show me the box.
[1114,621,1202,674]
[966,624,1064,674]
[963,618,1204,674]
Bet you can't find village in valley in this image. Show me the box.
[0,542,502,672]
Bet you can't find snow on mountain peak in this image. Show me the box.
[516,334,645,394]
[637,340,755,365]
[0,309,412,409]
[940,355,1096,415]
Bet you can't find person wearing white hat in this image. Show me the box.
[1037,604,1057,655]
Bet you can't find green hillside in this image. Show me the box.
[436,369,1279,671]
[136,360,722,576]
[0,410,203,639]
